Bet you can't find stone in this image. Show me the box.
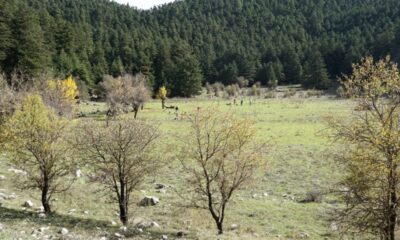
[150,222,160,228]
[138,196,159,207]
[263,193,269,197]
[161,235,168,240]
[230,224,239,230]
[36,206,45,213]
[38,213,46,218]
[330,222,338,231]
[39,227,49,232]
[8,168,27,175]
[176,231,187,237]
[0,175,5,181]
[298,232,310,239]
[119,226,127,232]
[59,228,69,235]
[155,183,166,189]
[297,190,323,204]
[23,200,34,208]
[0,223,4,230]
[68,209,76,214]
[114,233,124,238]
[252,194,258,199]
[110,220,117,226]
[76,169,82,178]
[99,237,108,240]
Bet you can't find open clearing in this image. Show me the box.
[0,97,354,239]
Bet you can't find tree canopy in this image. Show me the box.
[1,0,400,94]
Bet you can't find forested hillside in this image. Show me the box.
[1,0,400,96]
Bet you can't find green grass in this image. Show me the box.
[0,97,354,239]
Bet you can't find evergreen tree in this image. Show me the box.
[266,63,278,89]
[168,41,203,97]
[110,57,125,77]
[281,47,302,84]
[8,5,49,76]
[302,48,330,89]
[0,0,12,67]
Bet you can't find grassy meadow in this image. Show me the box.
[0,95,356,240]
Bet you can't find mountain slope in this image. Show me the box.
[0,0,399,94]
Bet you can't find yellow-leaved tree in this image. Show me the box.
[329,56,400,240]
[0,94,75,214]
[158,86,167,109]
[45,75,79,117]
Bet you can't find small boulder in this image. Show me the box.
[38,213,46,218]
[119,226,127,232]
[298,232,310,239]
[176,231,187,237]
[330,222,338,231]
[110,220,117,226]
[297,190,323,203]
[0,175,5,181]
[59,228,69,235]
[8,168,27,175]
[76,169,82,178]
[114,232,124,238]
[139,196,159,207]
[230,224,239,230]
[0,223,4,230]
[23,200,34,208]
[161,235,168,240]
[150,222,160,228]
[36,206,44,213]
[154,183,166,189]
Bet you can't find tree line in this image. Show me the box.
[1,0,400,96]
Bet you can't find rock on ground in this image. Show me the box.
[59,228,69,235]
[138,196,159,207]
[23,200,34,208]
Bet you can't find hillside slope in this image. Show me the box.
[0,0,399,93]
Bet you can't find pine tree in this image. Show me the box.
[0,0,12,67]
[9,5,50,76]
[168,41,203,97]
[302,48,330,89]
[266,63,278,89]
[111,57,125,77]
[281,47,302,84]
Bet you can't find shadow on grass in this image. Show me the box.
[0,206,184,239]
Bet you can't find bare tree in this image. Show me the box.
[0,94,75,213]
[328,56,400,240]
[76,117,160,225]
[101,74,150,120]
[180,109,266,234]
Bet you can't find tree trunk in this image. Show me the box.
[162,99,165,109]
[119,179,128,225]
[134,109,138,119]
[387,183,397,240]
[41,176,51,214]
[217,221,223,235]
[384,163,397,240]
[119,202,128,225]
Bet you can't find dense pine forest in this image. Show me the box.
[1,0,400,96]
